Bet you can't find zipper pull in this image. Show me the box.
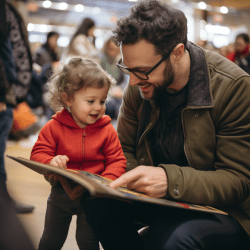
[82,129,87,136]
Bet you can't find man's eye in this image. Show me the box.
[134,69,148,73]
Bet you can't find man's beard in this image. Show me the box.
[139,60,174,102]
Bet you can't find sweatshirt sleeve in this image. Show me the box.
[101,124,126,180]
[30,120,58,164]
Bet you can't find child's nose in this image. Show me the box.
[94,104,102,110]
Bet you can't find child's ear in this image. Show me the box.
[61,92,72,107]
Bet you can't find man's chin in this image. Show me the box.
[139,89,153,100]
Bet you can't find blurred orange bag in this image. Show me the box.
[11,101,38,139]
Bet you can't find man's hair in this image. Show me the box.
[112,0,187,56]
[236,33,250,44]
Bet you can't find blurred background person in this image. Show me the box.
[227,33,250,74]
[101,37,127,122]
[33,31,59,67]
[61,17,100,63]
[0,0,34,213]
[30,31,60,121]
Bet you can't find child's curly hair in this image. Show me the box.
[46,57,116,112]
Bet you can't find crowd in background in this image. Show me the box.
[6,14,250,143]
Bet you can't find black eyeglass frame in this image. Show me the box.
[116,50,172,80]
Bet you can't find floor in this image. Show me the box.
[5,134,104,250]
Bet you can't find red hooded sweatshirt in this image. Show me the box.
[30,108,126,180]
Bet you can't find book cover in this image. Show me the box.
[7,155,227,215]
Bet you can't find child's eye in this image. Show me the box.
[87,101,94,104]
[101,101,105,104]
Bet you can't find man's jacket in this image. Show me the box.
[117,42,250,237]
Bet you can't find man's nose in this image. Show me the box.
[129,72,141,86]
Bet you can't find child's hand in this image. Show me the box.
[49,155,69,169]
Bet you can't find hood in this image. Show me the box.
[52,108,111,129]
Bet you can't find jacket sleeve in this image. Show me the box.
[101,124,127,180]
[0,0,8,103]
[0,56,8,103]
[163,76,250,208]
[30,120,58,164]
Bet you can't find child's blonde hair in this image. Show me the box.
[46,57,115,112]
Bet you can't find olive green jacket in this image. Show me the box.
[117,42,250,237]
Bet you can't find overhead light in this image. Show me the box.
[171,0,179,3]
[198,2,207,10]
[59,2,68,10]
[27,23,34,31]
[57,37,70,47]
[40,24,48,33]
[94,29,102,37]
[220,6,228,14]
[75,4,84,12]
[205,24,230,35]
[43,0,52,8]
[128,0,138,2]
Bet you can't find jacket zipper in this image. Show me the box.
[138,111,159,165]
[181,108,192,168]
[81,128,87,170]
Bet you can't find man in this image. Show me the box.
[110,0,250,248]
[0,0,34,213]
[60,1,250,249]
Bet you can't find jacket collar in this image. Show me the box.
[186,42,213,108]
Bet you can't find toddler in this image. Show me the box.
[30,57,127,250]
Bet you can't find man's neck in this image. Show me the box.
[167,50,190,93]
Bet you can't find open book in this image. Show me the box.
[7,155,227,215]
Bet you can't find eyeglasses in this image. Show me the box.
[116,50,172,80]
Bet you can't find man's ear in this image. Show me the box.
[61,92,72,107]
[172,43,185,61]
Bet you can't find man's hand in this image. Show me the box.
[58,175,87,200]
[109,166,168,198]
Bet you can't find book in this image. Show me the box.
[7,155,227,215]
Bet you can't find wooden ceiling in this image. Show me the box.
[189,0,250,10]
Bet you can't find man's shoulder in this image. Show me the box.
[205,49,249,82]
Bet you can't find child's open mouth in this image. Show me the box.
[90,114,98,119]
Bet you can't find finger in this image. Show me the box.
[55,157,65,169]
[59,155,69,168]
[109,168,142,189]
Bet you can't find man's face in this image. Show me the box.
[121,39,174,100]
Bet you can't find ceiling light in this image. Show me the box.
[59,2,68,10]
[198,2,207,10]
[75,4,84,12]
[43,0,52,8]
[220,6,228,14]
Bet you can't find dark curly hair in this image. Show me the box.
[112,0,187,56]
[236,33,250,44]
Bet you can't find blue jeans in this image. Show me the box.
[83,199,248,250]
[0,107,13,183]
[38,185,99,250]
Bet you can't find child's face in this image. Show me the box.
[67,85,109,128]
